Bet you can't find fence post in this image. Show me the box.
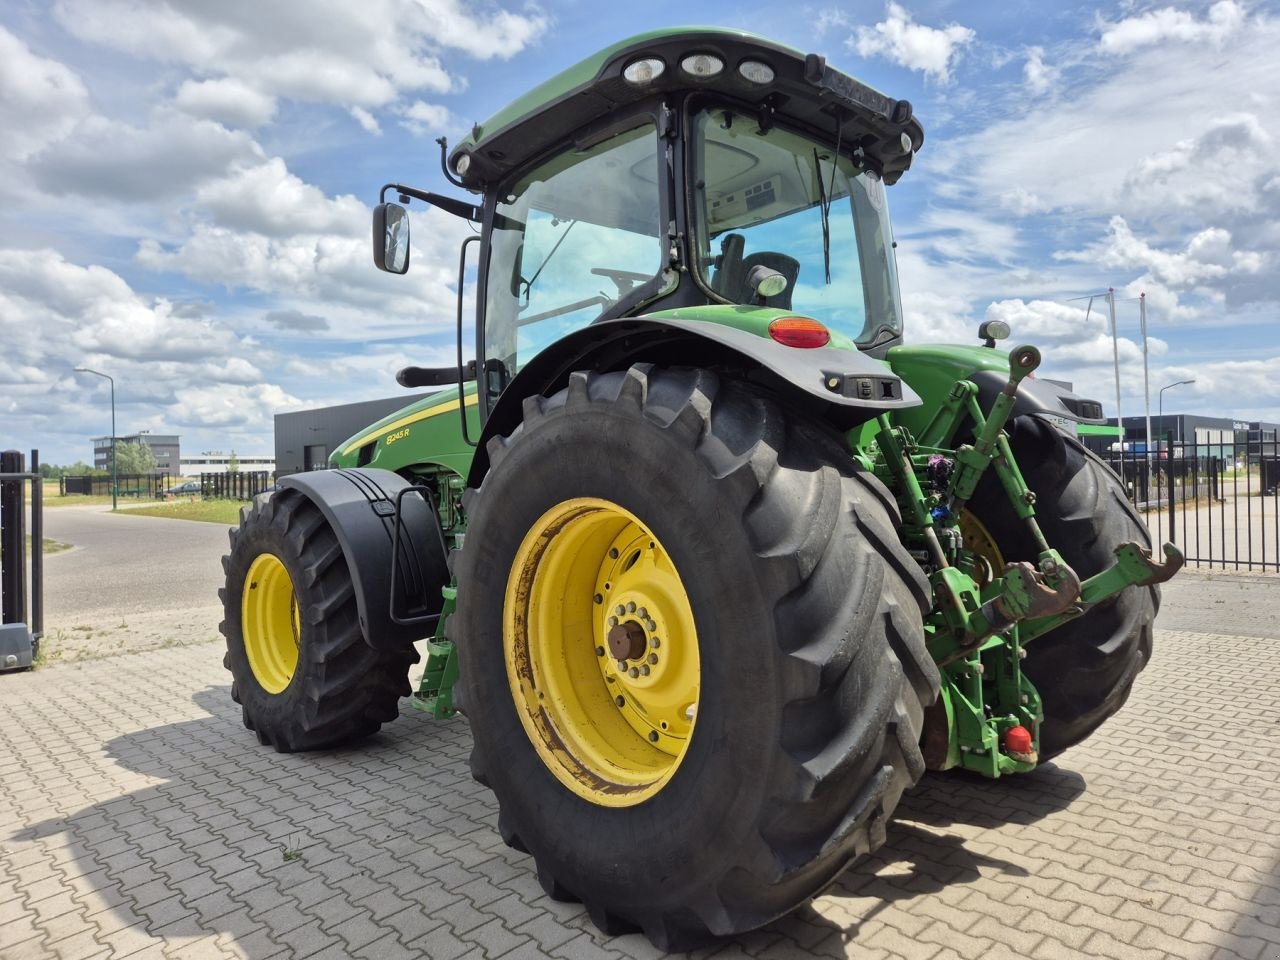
[1,450,28,628]
[1166,431,1175,546]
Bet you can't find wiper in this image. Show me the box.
[519,219,578,304]
[814,149,832,284]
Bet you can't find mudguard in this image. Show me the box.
[468,315,922,487]
[280,468,449,651]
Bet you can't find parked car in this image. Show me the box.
[171,480,201,495]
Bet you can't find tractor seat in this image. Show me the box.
[711,235,800,309]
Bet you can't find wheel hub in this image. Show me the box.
[504,497,700,807]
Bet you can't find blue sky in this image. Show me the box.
[2,0,1277,467]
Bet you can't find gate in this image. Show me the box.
[1,449,43,670]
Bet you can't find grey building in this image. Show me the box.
[92,432,180,474]
[1087,414,1280,459]
[275,394,434,477]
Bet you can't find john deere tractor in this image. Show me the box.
[220,28,1182,949]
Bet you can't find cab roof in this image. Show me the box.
[448,27,924,189]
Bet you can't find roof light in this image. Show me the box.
[681,53,724,78]
[769,317,830,348]
[623,58,665,86]
[738,60,775,84]
[454,153,471,176]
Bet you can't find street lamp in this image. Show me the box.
[73,367,117,511]
[1159,379,1196,448]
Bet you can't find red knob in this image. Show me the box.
[1005,725,1033,755]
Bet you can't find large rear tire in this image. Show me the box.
[219,488,417,752]
[453,365,938,949]
[970,415,1158,759]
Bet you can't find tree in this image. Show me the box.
[227,450,240,474]
[114,441,157,475]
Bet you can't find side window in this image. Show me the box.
[485,123,662,396]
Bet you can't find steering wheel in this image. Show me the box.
[590,267,653,294]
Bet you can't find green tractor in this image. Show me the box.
[220,28,1182,949]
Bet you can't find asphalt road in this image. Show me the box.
[38,504,230,626]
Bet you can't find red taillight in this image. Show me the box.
[768,317,830,348]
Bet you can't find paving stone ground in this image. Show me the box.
[2,609,1279,958]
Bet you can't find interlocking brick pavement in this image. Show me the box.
[2,619,1278,959]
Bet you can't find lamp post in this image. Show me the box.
[74,367,117,511]
[1159,379,1196,450]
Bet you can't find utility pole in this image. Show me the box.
[1140,292,1152,465]
[74,368,117,511]
[1107,288,1124,487]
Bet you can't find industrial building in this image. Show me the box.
[180,452,276,477]
[274,394,434,477]
[91,432,179,475]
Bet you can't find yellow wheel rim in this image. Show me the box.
[242,553,301,694]
[959,509,1005,586]
[504,497,700,807]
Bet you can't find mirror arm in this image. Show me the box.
[378,183,481,223]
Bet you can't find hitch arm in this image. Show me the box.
[1020,541,1184,644]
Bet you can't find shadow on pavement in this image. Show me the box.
[8,684,1089,959]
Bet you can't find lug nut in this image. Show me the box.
[650,637,660,649]
[595,646,605,657]
[608,616,618,627]
[626,601,636,613]
[615,696,626,707]
[648,731,659,742]
[594,594,603,604]
[609,547,619,559]
[640,665,650,676]
[648,653,658,665]
[629,667,640,678]
[617,660,628,672]
[615,605,625,616]
[645,619,657,632]
[685,703,697,720]
[638,607,648,619]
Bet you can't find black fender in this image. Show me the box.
[280,468,449,651]
[468,316,922,487]
[969,370,1107,425]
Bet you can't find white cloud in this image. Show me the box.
[194,157,367,238]
[0,27,91,161]
[350,106,382,135]
[1061,216,1264,291]
[1099,0,1246,54]
[173,77,277,128]
[852,2,975,83]
[29,110,263,201]
[398,100,453,137]
[1022,46,1058,96]
[52,0,547,111]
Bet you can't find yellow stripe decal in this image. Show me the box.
[342,393,480,456]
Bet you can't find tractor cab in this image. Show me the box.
[374,28,922,417]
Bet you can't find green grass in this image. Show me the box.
[125,499,243,524]
[24,535,72,555]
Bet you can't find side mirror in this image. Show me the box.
[373,203,410,274]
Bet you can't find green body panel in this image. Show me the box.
[886,343,1011,438]
[456,28,803,156]
[329,384,480,480]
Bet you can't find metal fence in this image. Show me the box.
[60,472,171,498]
[199,471,273,501]
[1092,432,1279,572]
[1,449,43,670]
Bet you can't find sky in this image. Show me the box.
[2,0,1278,467]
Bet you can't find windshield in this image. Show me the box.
[691,106,904,348]
[484,121,663,397]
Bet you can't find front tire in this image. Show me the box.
[219,488,417,752]
[454,365,938,949]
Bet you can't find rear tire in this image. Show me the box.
[219,488,417,752]
[971,415,1158,758]
[454,365,938,949]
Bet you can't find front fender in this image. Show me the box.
[280,468,449,651]
[468,316,922,487]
